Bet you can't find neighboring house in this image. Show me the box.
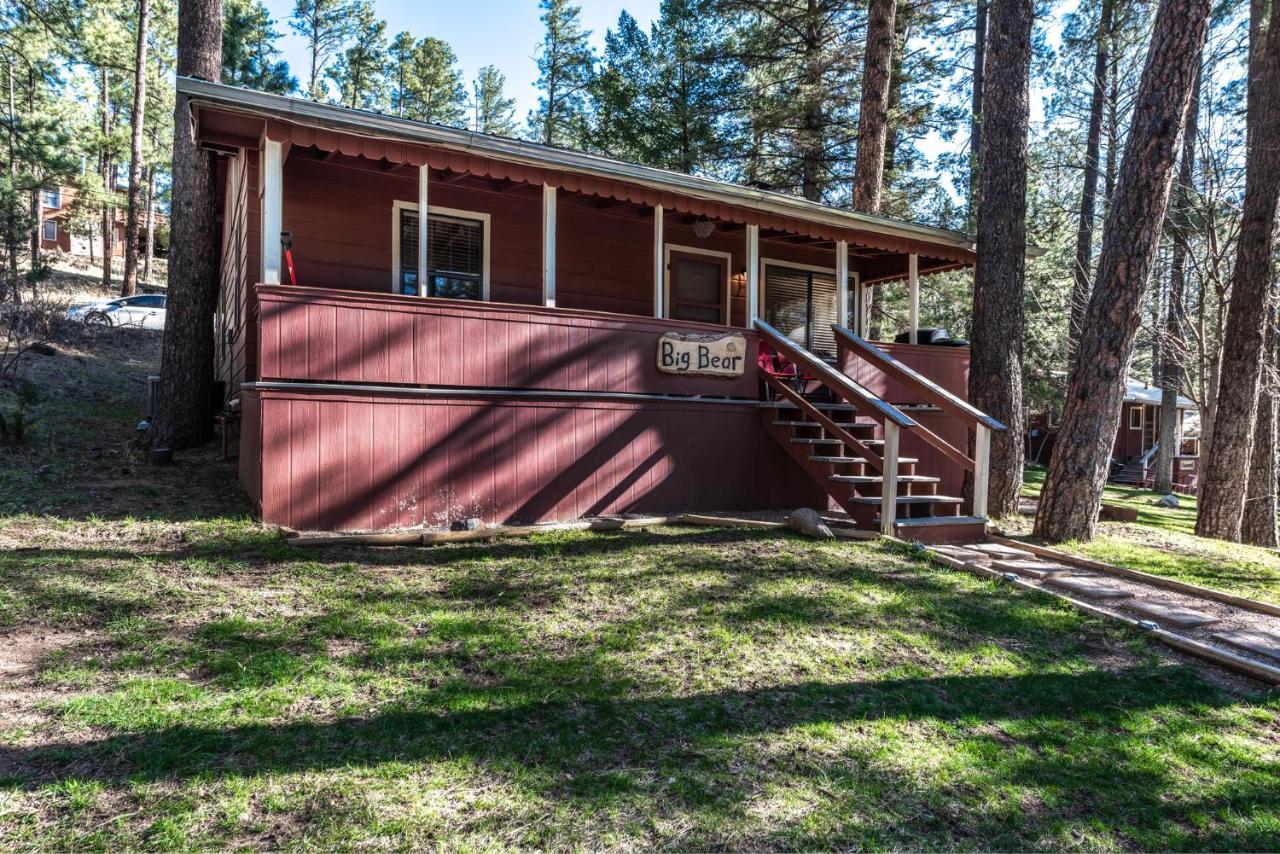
[1027,379,1200,493]
[188,77,1004,542]
[39,185,168,259]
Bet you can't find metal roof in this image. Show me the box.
[178,76,980,256]
[1125,378,1196,409]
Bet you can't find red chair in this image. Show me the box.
[758,342,812,397]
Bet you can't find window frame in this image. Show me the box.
[1128,405,1143,431]
[759,257,839,355]
[390,200,491,301]
[42,189,61,210]
[41,219,58,241]
[663,243,733,326]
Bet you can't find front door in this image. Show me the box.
[668,250,728,324]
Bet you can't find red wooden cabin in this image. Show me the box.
[187,77,1002,543]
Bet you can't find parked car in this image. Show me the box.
[65,294,167,329]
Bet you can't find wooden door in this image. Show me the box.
[668,250,728,324]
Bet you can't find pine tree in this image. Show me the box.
[222,0,294,93]
[289,0,358,100]
[403,37,465,125]
[120,0,150,297]
[388,31,415,117]
[852,0,896,212]
[327,2,386,111]
[471,65,516,135]
[1034,0,1211,543]
[529,0,594,147]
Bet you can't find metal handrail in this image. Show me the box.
[832,325,1006,431]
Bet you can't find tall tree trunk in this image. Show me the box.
[967,0,1032,518]
[121,0,151,297]
[146,0,223,452]
[143,165,156,285]
[1196,0,1280,540]
[5,61,21,303]
[1069,0,1113,358]
[799,0,824,202]
[1155,68,1200,494]
[1033,0,1211,543]
[100,67,113,292]
[852,0,896,212]
[968,0,987,228]
[1242,310,1279,545]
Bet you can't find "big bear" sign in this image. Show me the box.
[656,331,747,378]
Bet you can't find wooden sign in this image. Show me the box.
[656,331,747,377]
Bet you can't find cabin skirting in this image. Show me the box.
[241,385,828,531]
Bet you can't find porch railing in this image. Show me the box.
[832,325,1005,518]
[755,319,915,534]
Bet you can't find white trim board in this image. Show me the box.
[663,243,734,325]
[390,199,491,300]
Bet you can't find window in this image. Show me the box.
[42,220,57,241]
[393,202,489,299]
[763,261,838,357]
[133,295,166,308]
[42,189,61,209]
[1129,406,1143,430]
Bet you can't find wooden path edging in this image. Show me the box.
[987,533,1280,619]
[916,541,1280,686]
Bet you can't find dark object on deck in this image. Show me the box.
[894,328,969,347]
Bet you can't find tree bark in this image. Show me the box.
[966,0,1032,518]
[143,164,156,285]
[100,67,114,292]
[1068,0,1113,357]
[852,0,896,213]
[1242,310,1279,545]
[4,62,19,304]
[1196,0,1280,540]
[121,0,151,297]
[968,0,987,228]
[1155,69,1200,494]
[146,0,223,452]
[1033,0,1211,543]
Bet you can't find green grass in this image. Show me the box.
[1018,466,1280,605]
[1,520,1278,849]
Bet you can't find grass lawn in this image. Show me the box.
[0,318,1278,848]
[1014,466,1280,606]
[1,519,1279,850]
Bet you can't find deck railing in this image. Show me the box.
[755,319,915,534]
[832,325,1005,518]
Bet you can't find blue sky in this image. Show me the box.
[261,0,662,118]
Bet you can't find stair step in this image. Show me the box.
[811,455,920,464]
[789,437,847,445]
[774,419,870,429]
[893,515,986,528]
[850,495,963,505]
[830,474,940,484]
[760,401,859,412]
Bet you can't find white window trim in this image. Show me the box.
[663,243,733,325]
[1129,406,1143,431]
[391,199,491,300]
[43,190,61,210]
[42,219,57,241]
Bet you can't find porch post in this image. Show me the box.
[542,184,557,307]
[746,223,760,325]
[907,252,919,344]
[973,424,992,518]
[653,205,663,318]
[880,422,899,535]
[836,239,849,329]
[417,165,429,296]
[260,138,283,285]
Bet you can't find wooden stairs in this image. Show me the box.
[754,320,1007,546]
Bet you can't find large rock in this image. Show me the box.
[450,517,485,532]
[786,508,834,539]
[1154,493,1179,508]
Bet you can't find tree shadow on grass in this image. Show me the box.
[1,667,1275,848]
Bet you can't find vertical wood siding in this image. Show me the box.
[257,286,762,399]
[247,388,824,531]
